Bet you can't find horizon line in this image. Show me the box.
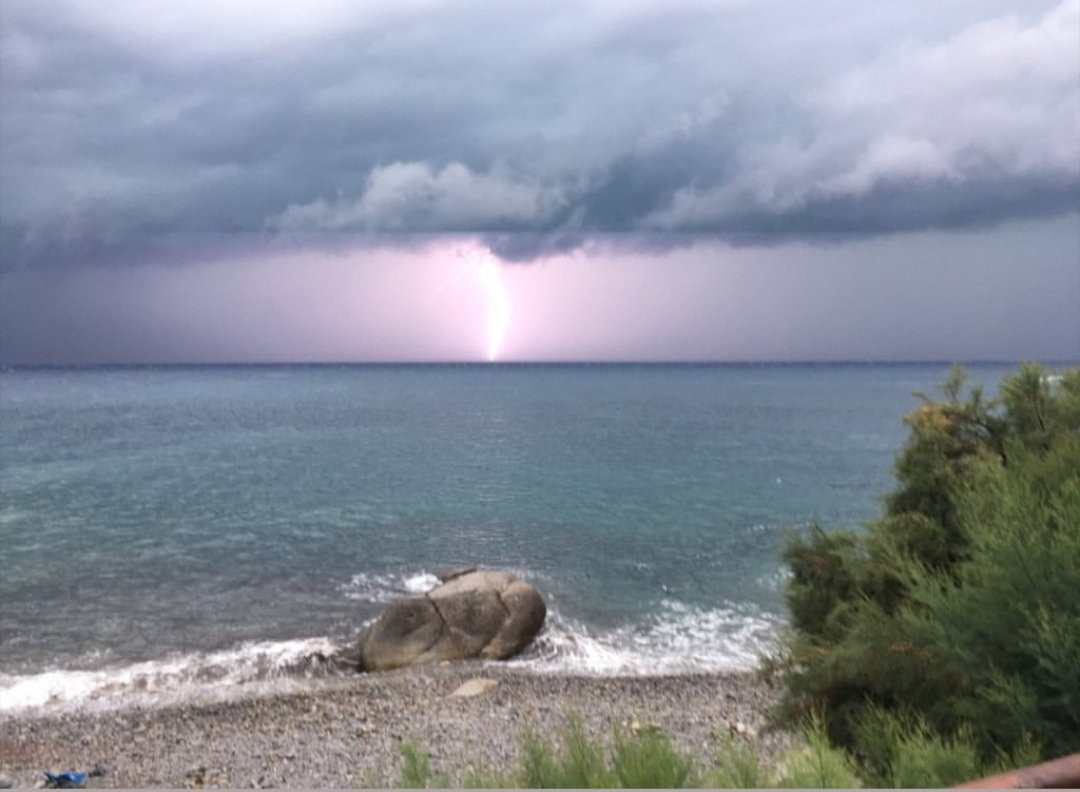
[3,358,1077,370]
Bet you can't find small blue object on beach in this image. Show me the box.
[43,771,87,789]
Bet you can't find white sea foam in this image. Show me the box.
[504,600,781,676]
[0,637,341,715]
[339,569,439,603]
[756,567,791,592]
[338,568,780,676]
[2,570,782,715]
[404,572,440,593]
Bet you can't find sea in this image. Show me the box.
[0,362,1025,713]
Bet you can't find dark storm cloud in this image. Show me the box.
[484,233,595,264]
[1,0,1077,266]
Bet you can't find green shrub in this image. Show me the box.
[852,710,979,788]
[851,707,1042,788]
[776,364,1080,770]
[888,726,979,788]
[902,434,1080,757]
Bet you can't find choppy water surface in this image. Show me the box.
[0,362,1017,711]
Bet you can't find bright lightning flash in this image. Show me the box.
[477,254,510,362]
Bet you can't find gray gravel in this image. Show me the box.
[0,665,794,788]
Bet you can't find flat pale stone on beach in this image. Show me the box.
[448,678,499,698]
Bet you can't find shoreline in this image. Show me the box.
[0,664,793,788]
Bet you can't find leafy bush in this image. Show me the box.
[851,708,1042,788]
[776,364,1080,770]
[902,433,1080,757]
[852,709,979,788]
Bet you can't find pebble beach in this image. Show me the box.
[0,665,793,788]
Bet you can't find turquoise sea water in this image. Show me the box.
[0,362,1020,710]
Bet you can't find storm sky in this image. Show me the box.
[1,0,1078,363]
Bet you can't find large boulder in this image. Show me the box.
[358,568,546,672]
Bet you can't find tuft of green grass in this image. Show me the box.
[351,770,391,789]
[710,734,767,789]
[396,740,449,788]
[389,712,868,789]
[774,723,861,788]
[988,733,1042,779]
[852,706,1043,788]
[460,763,514,788]
[887,725,979,789]
[519,727,561,788]
[852,708,1004,788]
[610,724,697,788]
[519,713,613,788]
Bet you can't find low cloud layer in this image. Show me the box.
[272,162,567,232]
[3,214,1077,365]
[2,0,1077,265]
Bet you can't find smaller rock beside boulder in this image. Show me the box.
[448,678,499,698]
[357,569,546,672]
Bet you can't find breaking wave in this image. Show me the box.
[0,637,342,715]
[505,600,781,676]
[338,569,440,604]
[2,571,782,715]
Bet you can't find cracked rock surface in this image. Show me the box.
[358,569,546,672]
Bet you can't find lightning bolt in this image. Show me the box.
[479,255,510,362]
[455,245,510,362]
